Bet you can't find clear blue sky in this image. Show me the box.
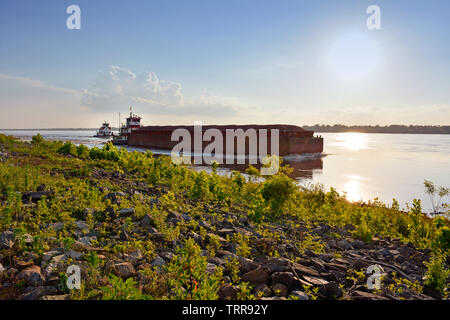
[0,0,449,128]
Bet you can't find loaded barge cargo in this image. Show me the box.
[113,111,323,156]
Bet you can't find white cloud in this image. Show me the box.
[82,66,250,118]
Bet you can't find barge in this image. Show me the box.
[113,110,323,156]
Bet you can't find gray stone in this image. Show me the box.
[141,214,156,229]
[17,266,45,287]
[290,290,309,300]
[241,266,269,285]
[0,230,15,249]
[126,249,143,265]
[119,208,135,217]
[21,286,57,300]
[41,250,62,263]
[150,256,166,269]
[74,221,89,231]
[218,284,237,300]
[273,283,288,297]
[41,294,70,300]
[111,262,136,278]
[78,236,97,247]
[271,272,294,288]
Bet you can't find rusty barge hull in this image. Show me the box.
[126,124,323,156]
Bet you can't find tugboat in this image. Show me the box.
[112,107,142,145]
[94,121,114,138]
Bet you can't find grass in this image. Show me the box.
[0,133,448,300]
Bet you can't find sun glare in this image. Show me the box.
[343,175,364,202]
[334,132,369,151]
[326,31,381,81]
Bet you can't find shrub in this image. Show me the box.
[423,251,450,296]
[101,274,149,300]
[31,133,44,145]
[166,238,222,300]
[261,173,296,215]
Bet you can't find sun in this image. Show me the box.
[326,31,381,81]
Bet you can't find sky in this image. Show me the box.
[0,0,449,128]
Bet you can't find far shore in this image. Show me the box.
[1,124,449,135]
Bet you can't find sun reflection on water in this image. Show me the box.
[343,175,364,202]
[334,132,369,151]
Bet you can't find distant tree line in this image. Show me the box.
[303,125,450,134]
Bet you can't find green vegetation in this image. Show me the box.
[0,134,448,300]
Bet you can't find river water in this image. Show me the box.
[1,129,448,213]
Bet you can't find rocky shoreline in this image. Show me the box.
[0,140,448,300]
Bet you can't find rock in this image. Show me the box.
[301,276,329,286]
[21,286,57,300]
[41,294,70,300]
[322,281,343,298]
[21,191,51,203]
[106,192,125,204]
[271,272,294,288]
[238,257,259,274]
[44,254,68,276]
[6,267,18,278]
[264,257,291,273]
[337,239,352,251]
[42,250,62,263]
[241,266,269,285]
[188,232,203,244]
[352,240,367,249]
[254,283,271,297]
[260,296,287,301]
[181,214,192,222]
[78,236,97,247]
[74,221,89,232]
[48,222,64,232]
[66,250,83,260]
[111,262,136,278]
[198,220,211,229]
[15,260,34,271]
[208,257,225,266]
[0,230,15,249]
[167,211,182,224]
[423,285,442,299]
[0,284,17,299]
[141,214,156,228]
[119,208,135,217]
[352,290,389,300]
[292,262,321,278]
[158,251,174,261]
[22,233,34,244]
[150,256,166,269]
[206,263,218,274]
[17,266,45,286]
[218,284,237,300]
[126,249,143,265]
[82,208,95,220]
[217,228,235,237]
[350,258,368,271]
[273,283,288,297]
[317,254,332,263]
[290,290,309,300]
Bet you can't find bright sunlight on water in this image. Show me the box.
[1,130,449,213]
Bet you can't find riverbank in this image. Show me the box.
[0,134,448,300]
